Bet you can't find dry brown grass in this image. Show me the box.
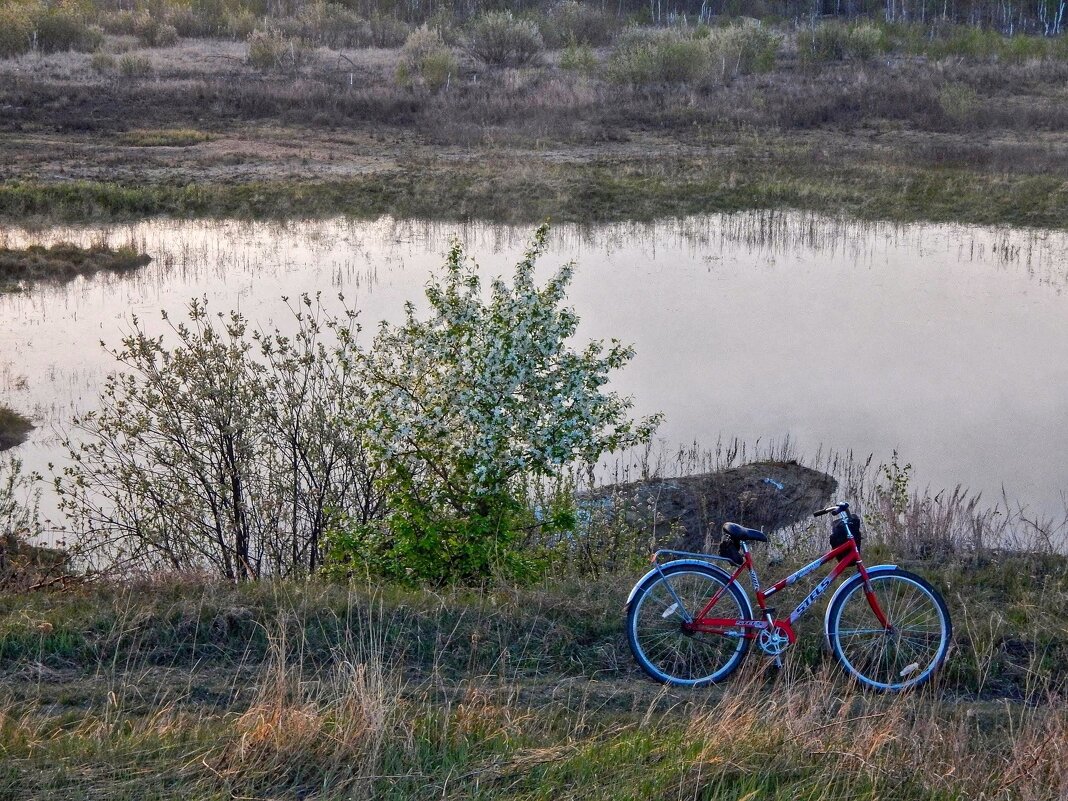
[211,624,395,797]
[0,567,1066,799]
[678,667,1068,800]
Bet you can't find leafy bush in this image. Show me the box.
[607,28,707,84]
[247,29,282,69]
[0,6,34,58]
[168,6,209,37]
[465,11,544,67]
[915,23,1002,59]
[539,0,618,48]
[799,22,886,63]
[275,3,370,48]
[559,40,598,72]
[880,22,1063,63]
[329,225,660,585]
[118,52,153,76]
[225,9,258,40]
[189,0,230,35]
[57,296,380,580]
[98,10,141,35]
[34,7,104,54]
[246,29,308,71]
[424,9,461,46]
[704,22,778,82]
[397,26,456,91]
[368,14,409,47]
[1001,33,1050,62]
[138,17,180,48]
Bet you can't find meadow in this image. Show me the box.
[3,437,1067,799]
[2,533,1066,799]
[0,4,1066,227]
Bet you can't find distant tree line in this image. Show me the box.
[87,0,1066,35]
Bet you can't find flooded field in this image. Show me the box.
[2,211,1067,534]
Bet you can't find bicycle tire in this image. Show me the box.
[826,567,952,692]
[626,562,752,687]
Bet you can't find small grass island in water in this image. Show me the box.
[0,242,151,293]
[0,406,33,451]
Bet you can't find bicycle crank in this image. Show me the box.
[757,625,792,657]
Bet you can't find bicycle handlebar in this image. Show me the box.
[813,501,850,518]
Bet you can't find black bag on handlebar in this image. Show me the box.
[830,513,862,556]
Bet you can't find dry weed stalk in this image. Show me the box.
[680,670,1068,799]
[211,618,397,797]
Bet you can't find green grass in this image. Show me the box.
[2,151,1066,228]
[0,561,1066,800]
[1,550,1066,700]
[116,128,214,147]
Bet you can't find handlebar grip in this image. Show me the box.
[814,501,849,517]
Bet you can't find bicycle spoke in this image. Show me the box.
[831,571,949,691]
[629,568,747,685]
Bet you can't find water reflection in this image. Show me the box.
[1,211,1067,538]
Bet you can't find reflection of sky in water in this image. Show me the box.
[1,212,1067,537]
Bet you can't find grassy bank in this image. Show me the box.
[1,557,1066,800]
[4,435,1067,798]
[4,152,1067,228]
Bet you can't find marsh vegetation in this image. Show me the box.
[0,408,33,451]
[1,4,1066,226]
[1,488,1067,799]
[0,242,151,293]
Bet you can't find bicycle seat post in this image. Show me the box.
[741,542,781,668]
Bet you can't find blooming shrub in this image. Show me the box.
[330,224,661,584]
[62,226,657,585]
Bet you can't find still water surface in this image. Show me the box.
[2,212,1067,532]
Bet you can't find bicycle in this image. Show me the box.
[625,501,952,692]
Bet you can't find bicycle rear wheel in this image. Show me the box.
[827,568,951,692]
[626,563,751,687]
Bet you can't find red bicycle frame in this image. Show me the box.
[681,537,890,643]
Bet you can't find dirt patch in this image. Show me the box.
[591,461,837,552]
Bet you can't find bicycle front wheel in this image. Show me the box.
[827,568,952,692]
[626,563,752,687]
